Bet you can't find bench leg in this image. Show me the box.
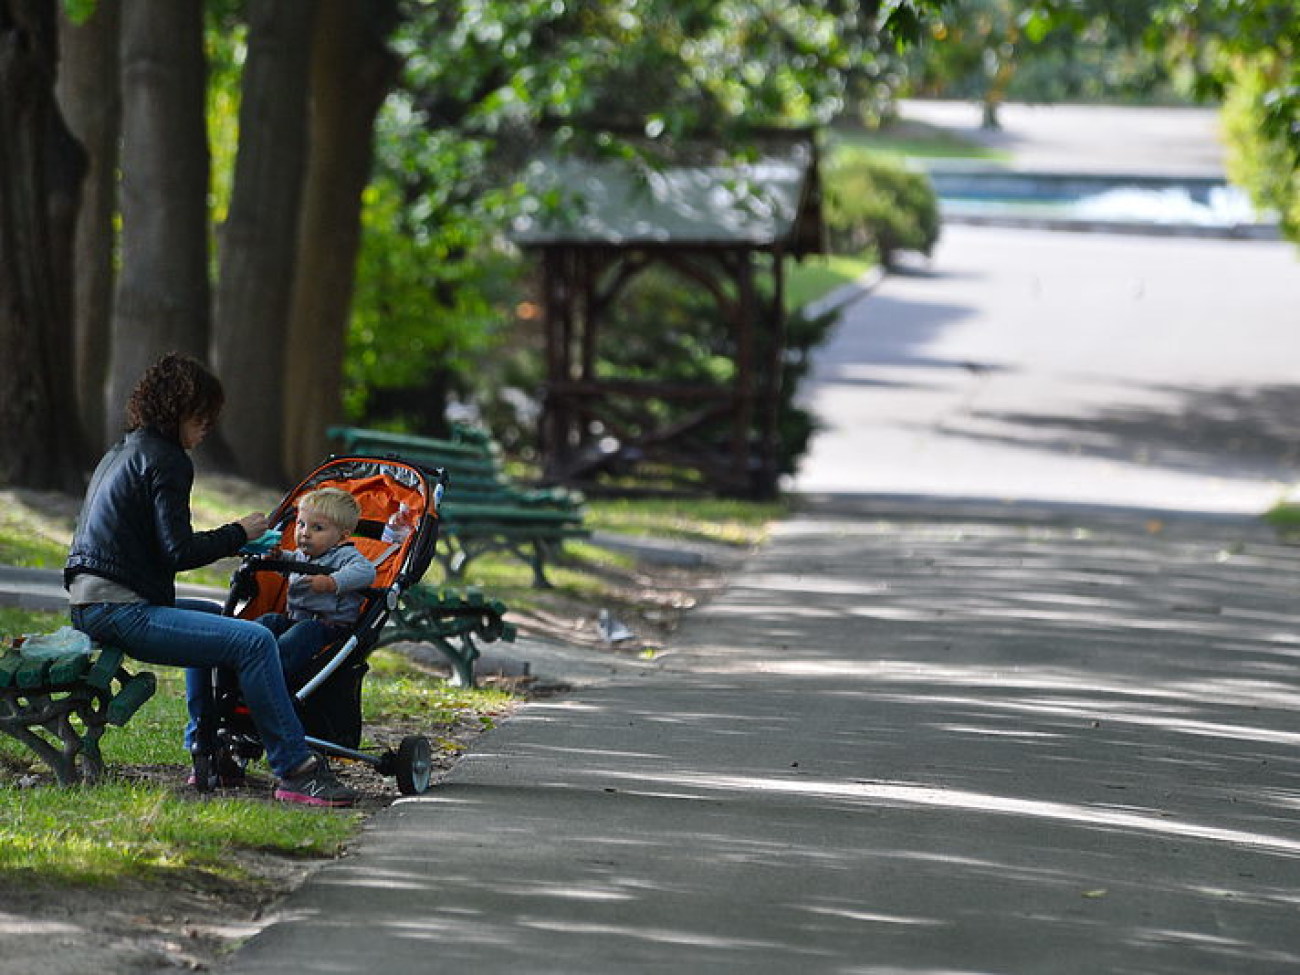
[379,615,481,688]
[380,592,518,689]
[0,689,106,785]
[440,537,555,588]
[528,540,553,588]
[443,641,479,689]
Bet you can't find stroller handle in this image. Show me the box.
[246,557,333,576]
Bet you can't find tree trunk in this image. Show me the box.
[282,0,398,476]
[211,0,315,486]
[0,0,86,491]
[56,0,119,461]
[107,0,210,439]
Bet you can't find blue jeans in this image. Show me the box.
[255,613,345,689]
[70,599,312,779]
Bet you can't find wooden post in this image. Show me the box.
[757,249,787,499]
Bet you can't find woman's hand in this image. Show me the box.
[237,512,269,540]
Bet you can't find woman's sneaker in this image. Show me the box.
[273,755,358,808]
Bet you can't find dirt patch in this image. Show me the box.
[0,853,315,975]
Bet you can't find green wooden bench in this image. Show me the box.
[378,585,518,688]
[0,630,156,785]
[328,425,590,587]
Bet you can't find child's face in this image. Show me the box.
[295,506,346,558]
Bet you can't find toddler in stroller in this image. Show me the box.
[254,486,377,690]
[190,455,446,796]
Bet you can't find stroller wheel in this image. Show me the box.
[190,746,217,793]
[395,735,433,795]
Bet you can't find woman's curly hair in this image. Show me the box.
[125,353,225,441]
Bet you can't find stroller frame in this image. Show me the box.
[193,454,448,796]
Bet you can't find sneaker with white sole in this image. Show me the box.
[273,755,358,808]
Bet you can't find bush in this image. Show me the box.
[823,155,941,268]
[1222,59,1300,245]
[772,302,840,477]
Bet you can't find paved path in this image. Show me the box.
[897,99,1227,176]
[798,225,1300,513]
[217,108,1300,974]
[223,505,1300,975]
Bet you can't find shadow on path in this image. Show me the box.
[223,498,1300,975]
[963,382,1300,484]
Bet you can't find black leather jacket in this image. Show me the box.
[65,427,247,606]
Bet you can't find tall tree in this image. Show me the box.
[55,0,119,460]
[0,0,85,491]
[282,0,399,476]
[107,0,210,438]
[212,0,316,484]
[3,0,953,490]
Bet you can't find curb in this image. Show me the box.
[0,567,226,614]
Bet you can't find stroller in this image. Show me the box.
[192,454,447,796]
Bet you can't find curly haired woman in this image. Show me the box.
[65,352,357,806]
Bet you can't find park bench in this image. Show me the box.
[328,425,590,587]
[0,629,156,785]
[380,585,518,688]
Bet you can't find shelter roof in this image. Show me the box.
[510,131,823,255]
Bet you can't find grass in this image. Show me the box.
[0,493,76,569]
[0,606,66,641]
[0,482,270,589]
[0,609,359,886]
[0,478,785,891]
[826,118,1009,164]
[0,781,356,886]
[0,616,512,887]
[364,650,515,730]
[587,497,785,546]
[785,253,875,311]
[1263,500,1300,540]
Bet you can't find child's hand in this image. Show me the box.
[308,575,338,594]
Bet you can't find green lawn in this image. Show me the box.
[785,253,876,310]
[826,118,1009,164]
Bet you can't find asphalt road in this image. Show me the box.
[797,225,1300,514]
[218,108,1300,974]
[896,100,1227,176]
[222,503,1300,975]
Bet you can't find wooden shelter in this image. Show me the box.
[511,130,824,498]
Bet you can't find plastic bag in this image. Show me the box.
[19,626,93,660]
